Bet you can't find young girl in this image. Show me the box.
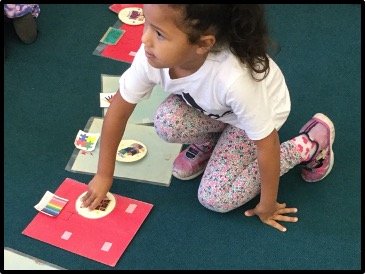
[81,4,335,232]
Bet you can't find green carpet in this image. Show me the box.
[4,4,363,270]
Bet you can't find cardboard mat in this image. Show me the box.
[65,117,182,186]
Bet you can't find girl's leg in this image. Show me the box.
[198,112,335,213]
[198,125,302,213]
[154,94,227,180]
[154,94,226,144]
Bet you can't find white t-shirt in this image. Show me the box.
[119,44,291,141]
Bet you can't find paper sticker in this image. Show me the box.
[74,130,100,152]
[100,92,117,108]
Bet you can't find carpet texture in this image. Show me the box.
[4,4,363,270]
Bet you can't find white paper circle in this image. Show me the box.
[118,7,145,26]
[116,139,147,162]
[76,191,116,219]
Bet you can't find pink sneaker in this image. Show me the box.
[172,144,213,180]
[299,113,335,183]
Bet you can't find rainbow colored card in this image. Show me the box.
[34,191,69,217]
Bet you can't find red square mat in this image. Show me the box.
[22,178,153,267]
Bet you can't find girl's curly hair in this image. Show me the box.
[169,4,278,81]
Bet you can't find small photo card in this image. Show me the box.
[100,27,125,45]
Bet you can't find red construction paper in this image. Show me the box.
[101,23,144,63]
[102,4,144,63]
[109,4,142,14]
[22,178,153,267]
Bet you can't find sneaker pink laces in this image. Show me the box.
[172,144,213,180]
[299,113,335,183]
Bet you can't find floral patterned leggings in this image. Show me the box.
[4,4,40,19]
[154,94,302,213]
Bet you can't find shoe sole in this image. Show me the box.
[302,113,335,183]
[13,13,38,44]
[172,168,206,181]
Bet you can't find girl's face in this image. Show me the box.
[141,4,207,76]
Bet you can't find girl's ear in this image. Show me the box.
[196,34,216,54]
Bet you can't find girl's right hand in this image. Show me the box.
[80,174,113,211]
[244,202,298,232]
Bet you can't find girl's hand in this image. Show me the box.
[244,202,298,232]
[80,174,113,211]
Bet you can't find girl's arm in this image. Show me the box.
[81,91,136,210]
[245,129,298,232]
[256,129,280,210]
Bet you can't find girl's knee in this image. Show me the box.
[198,194,233,213]
[153,116,177,142]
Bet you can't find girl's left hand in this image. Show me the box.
[244,202,298,232]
